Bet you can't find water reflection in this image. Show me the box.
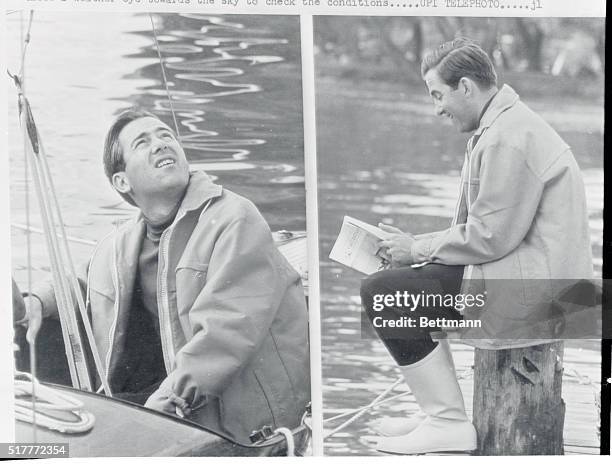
[8,13,305,285]
[133,14,305,230]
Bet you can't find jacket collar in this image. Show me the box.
[474,84,520,136]
[129,170,223,227]
[115,170,222,249]
[177,170,223,214]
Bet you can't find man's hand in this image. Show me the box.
[377,223,416,267]
[145,386,193,417]
[145,375,205,418]
[12,280,43,344]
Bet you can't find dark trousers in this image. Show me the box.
[360,264,464,366]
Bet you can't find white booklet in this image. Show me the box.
[329,216,392,275]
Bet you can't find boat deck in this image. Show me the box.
[15,383,308,457]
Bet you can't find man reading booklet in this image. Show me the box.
[329,216,392,274]
[342,39,593,455]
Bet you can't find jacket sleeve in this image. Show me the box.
[411,141,544,265]
[27,261,90,320]
[413,230,449,241]
[157,205,289,402]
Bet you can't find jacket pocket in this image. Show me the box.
[481,251,529,305]
[175,263,209,321]
[251,337,295,428]
[176,261,209,273]
[515,244,553,307]
[217,372,275,443]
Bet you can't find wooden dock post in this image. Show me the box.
[472,342,565,455]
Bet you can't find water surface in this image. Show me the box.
[7,12,304,285]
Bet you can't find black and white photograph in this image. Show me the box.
[315,17,605,455]
[7,11,311,457]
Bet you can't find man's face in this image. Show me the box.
[424,68,479,133]
[117,117,190,201]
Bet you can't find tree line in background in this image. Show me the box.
[314,17,605,81]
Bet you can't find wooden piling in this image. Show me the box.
[473,342,565,455]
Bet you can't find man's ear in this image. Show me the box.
[458,77,474,97]
[112,171,131,195]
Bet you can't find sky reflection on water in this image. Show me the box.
[8,13,304,285]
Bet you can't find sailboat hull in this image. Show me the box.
[13,323,310,457]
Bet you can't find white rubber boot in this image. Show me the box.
[374,339,456,437]
[375,342,477,455]
[372,413,426,437]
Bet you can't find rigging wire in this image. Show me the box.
[37,118,113,397]
[19,9,37,443]
[9,10,85,391]
[9,10,112,398]
[149,13,181,139]
[12,223,97,247]
[19,94,90,391]
[18,11,34,80]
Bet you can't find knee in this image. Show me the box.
[360,272,387,316]
[360,272,382,300]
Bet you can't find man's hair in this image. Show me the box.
[421,38,497,89]
[102,109,160,206]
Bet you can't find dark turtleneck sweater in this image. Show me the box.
[114,214,176,403]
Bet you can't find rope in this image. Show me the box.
[19,94,88,390]
[149,13,181,138]
[8,14,112,397]
[300,408,312,432]
[14,373,95,434]
[322,363,600,442]
[35,126,112,397]
[323,377,403,439]
[273,427,295,457]
[16,92,114,395]
[323,390,413,424]
[323,367,474,437]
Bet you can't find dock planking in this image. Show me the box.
[452,344,600,455]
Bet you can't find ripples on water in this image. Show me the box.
[134,14,305,229]
[8,13,304,284]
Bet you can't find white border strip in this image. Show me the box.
[0,7,16,444]
[3,0,608,16]
[301,14,324,457]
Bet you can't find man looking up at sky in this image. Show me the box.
[14,109,311,444]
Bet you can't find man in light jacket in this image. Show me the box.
[15,109,310,444]
[361,38,593,454]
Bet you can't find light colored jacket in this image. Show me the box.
[411,85,594,348]
[34,172,310,442]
